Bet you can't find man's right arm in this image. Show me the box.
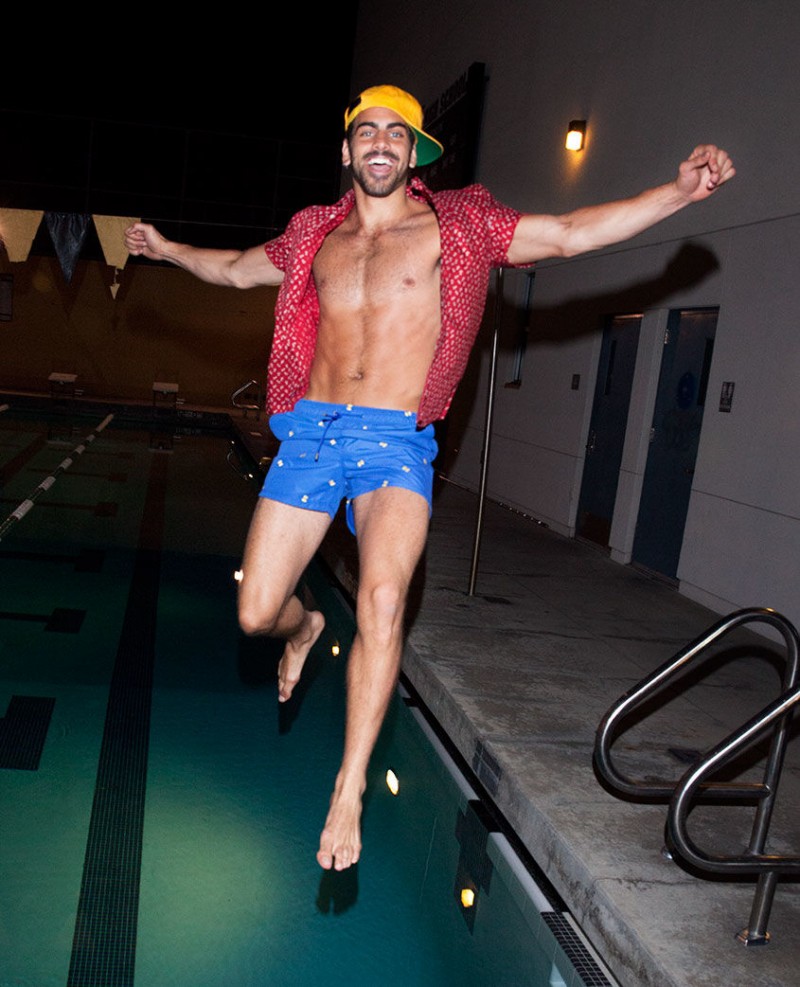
[124,223,284,288]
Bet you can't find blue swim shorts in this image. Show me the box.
[259,399,438,534]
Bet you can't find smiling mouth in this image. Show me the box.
[365,153,399,168]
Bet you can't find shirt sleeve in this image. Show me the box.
[458,184,532,268]
[263,229,290,271]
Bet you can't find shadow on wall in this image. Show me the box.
[527,242,720,344]
[438,241,720,473]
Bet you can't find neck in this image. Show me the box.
[350,180,414,232]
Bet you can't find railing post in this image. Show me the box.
[468,268,504,597]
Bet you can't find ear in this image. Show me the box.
[342,138,352,167]
[409,141,418,169]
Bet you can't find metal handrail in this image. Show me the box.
[595,608,799,798]
[667,681,800,945]
[225,440,256,482]
[231,379,262,418]
[594,607,800,945]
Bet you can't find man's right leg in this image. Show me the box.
[237,497,332,701]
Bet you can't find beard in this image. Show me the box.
[350,151,411,198]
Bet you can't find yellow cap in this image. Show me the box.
[344,85,444,166]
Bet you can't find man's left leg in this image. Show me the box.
[317,485,430,870]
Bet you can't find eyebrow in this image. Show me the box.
[355,120,409,133]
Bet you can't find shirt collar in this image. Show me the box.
[407,176,433,203]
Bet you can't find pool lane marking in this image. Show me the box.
[0,432,49,485]
[0,414,114,542]
[0,696,56,770]
[0,497,119,517]
[26,467,128,481]
[67,449,167,987]
[0,548,104,571]
[0,607,86,632]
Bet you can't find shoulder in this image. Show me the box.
[266,193,354,266]
[284,191,355,234]
[429,185,521,237]
[425,183,520,230]
[431,183,512,209]
[287,198,348,233]
[429,183,523,265]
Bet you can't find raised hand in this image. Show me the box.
[675,145,736,202]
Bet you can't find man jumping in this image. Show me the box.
[124,84,735,872]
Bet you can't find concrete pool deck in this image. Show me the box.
[316,476,800,987]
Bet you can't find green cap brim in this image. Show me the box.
[411,126,444,167]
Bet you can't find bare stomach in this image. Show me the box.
[304,318,440,413]
[304,369,424,412]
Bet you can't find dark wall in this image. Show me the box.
[0,108,343,252]
[0,10,360,407]
[0,251,278,409]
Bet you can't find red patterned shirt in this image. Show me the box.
[263,177,528,427]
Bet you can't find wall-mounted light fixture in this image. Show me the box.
[566,120,586,151]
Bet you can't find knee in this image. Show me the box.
[238,604,275,638]
[237,589,280,637]
[358,579,407,636]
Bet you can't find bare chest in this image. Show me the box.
[313,214,441,308]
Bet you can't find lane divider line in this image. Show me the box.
[0,414,114,542]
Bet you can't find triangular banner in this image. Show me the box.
[0,208,44,262]
[93,214,139,270]
[45,212,91,283]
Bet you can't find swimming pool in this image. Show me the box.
[0,402,617,986]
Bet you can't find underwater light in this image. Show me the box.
[233,570,243,582]
[460,888,476,908]
[385,769,400,796]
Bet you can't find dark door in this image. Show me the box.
[632,308,718,579]
[577,314,642,547]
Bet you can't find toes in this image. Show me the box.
[317,830,334,870]
[277,669,296,702]
[318,830,361,871]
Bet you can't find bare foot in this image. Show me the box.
[317,779,364,871]
[277,609,325,702]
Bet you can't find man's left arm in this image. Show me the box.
[506,144,735,265]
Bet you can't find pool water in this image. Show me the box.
[0,407,613,987]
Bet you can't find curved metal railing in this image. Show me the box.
[594,607,800,945]
[231,379,262,418]
[225,440,256,482]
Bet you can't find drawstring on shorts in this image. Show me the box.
[315,412,342,460]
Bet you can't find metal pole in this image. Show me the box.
[468,267,504,596]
